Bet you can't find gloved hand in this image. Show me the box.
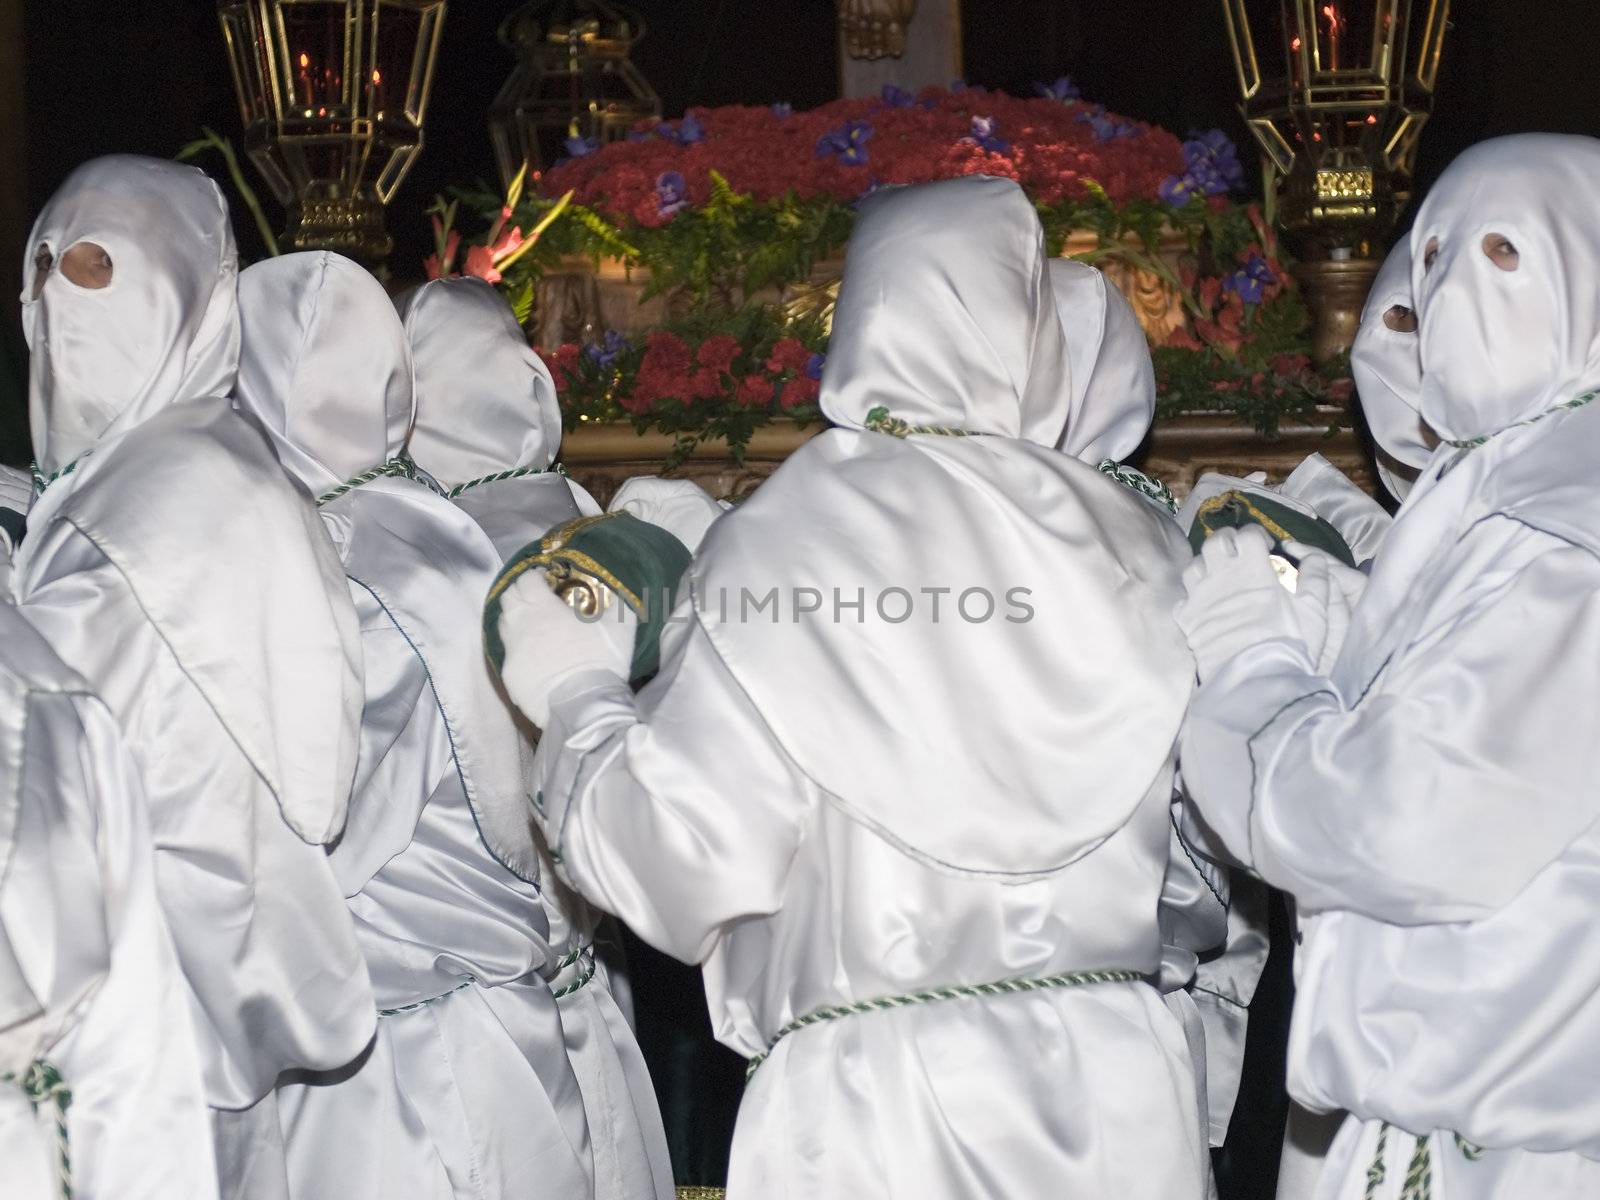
[497,569,638,728]
[1283,540,1367,674]
[1176,526,1307,682]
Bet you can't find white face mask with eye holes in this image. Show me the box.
[20,156,239,477]
[1352,241,1431,499]
[1410,133,1600,446]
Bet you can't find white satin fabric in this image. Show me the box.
[11,160,373,1190]
[0,465,29,517]
[21,157,240,479]
[236,252,601,1200]
[607,477,727,554]
[1352,244,1431,501]
[522,175,1207,1197]
[401,275,673,1200]
[400,277,563,483]
[1049,258,1156,463]
[702,175,1195,879]
[0,600,216,1200]
[1179,135,1600,1197]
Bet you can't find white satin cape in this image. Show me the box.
[236,252,599,1200]
[0,599,216,1200]
[401,275,674,1200]
[1180,135,1600,1198]
[13,162,372,1164]
[519,175,1207,1197]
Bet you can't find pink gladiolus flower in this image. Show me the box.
[490,225,525,263]
[463,244,503,285]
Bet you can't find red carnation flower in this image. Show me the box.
[765,337,811,375]
[696,334,742,375]
[736,374,775,409]
[779,375,820,409]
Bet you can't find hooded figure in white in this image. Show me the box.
[1353,242,1433,503]
[492,175,1208,1197]
[400,275,673,1200]
[9,156,372,1191]
[0,594,216,1200]
[1048,259,1265,1164]
[234,253,594,1200]
[1175,133,1600,1199]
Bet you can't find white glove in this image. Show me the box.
[1283,540,1366,674]
[497,569,638,728]
[1176,526,1307,682]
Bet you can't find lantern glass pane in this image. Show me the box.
[277,1,355,118]
[1307,1,1379,75]
[371,2,421,121]
[220,5,273,124]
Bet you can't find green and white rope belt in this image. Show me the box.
[1363,1123,1484,1200]
[1442,389,1596,450]
[4,1059,72,1199]
[316,456,426,507]
[378,978,475,1017]
[551,945,598,1000]
[1097,459,1178,513]
[744,967,1143,1081]
[444,463,562,499]
[862,406,972,439]
[30,455,88,499]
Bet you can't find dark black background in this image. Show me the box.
[15,0,1600,284]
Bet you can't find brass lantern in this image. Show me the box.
[217,0,447,262]
[488,0,661,190]
[1223,0,1449,250]
[1222,0,1449,359]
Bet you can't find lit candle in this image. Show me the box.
[298,51,313,108]
[370,68,383,115]
[1322,4,1341,70]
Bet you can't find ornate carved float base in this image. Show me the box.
[559,409,1374,509]
[533,227,1194,352]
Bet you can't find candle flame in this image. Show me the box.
[1291,36,1301,51]
[371,69,381,84]
[1321,4,1339,32]
[1366,114,1377,125]
[299,52,309,68]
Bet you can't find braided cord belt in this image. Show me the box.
[1442,389,1596,450]
[30,455,88,499]
[1364,1124,1485,1200]
[4,1059,73,1198]
[444,463,562,499]
[549,942,598,1000]
[1097,459,1178,513]
[316,456,429,507]
[862,406,972,439]
[745,968,1142,1081]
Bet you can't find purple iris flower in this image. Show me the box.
[771,102,794,119]
[816,120,874,166]
[1223,253,1276,304]
[1180,129,1244,196]
[660,113,706,145]
[804,352,825,381]
[655,170,690,218]
[881,84,916,108]
[563,134,599,158]
[967,115,1010,154]
[1035,76,1080,102]
[1158,174,1200,207]
[1075,104,1133,142]
[585,329,629,370]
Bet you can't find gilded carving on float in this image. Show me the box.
[836,0,918,60]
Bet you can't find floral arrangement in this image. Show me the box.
[433,82,1348,458]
